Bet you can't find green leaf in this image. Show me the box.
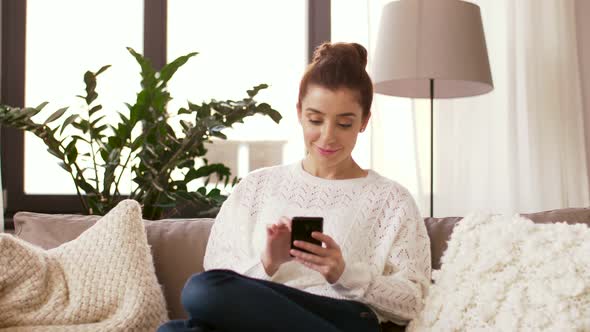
[91,115,106,127]
[207,188,221,198]
[118,112,129,125]
[107,136,122,148]
[83,71,98,105]
[60,114,80,135]
[177,107,190,115]
[246,83,269,98]
[100,149,109,162]
[93,124,108,134]
[179,120,192,133]
[21,106,43,119]
[72,135,90,143]
[210,131,227,139]
[89,105,103,117]
[261,106,282,124]
[46,147,63,160]
[185,163,231,183]
[127,47,157,87]
[44,107,68,124]
[67,147,78,164]
[35,101,49,111]
[76,178,97,194]
[159,52,198,84]
[130,136,144,151]
[58,161,72,172]
[95,64,111,76]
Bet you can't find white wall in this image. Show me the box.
[575,0,590,196]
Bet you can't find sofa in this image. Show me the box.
[9,206,590,332]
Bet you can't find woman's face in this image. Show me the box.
[297,84,369,169]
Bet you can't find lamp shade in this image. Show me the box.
[373,0,493,98]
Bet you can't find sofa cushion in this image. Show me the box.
[408,213,590,331]
[522,207,590,224]
[1,200,168,330]
[424,217,461,270]
[13,211,214,320]
[424,207,590,271]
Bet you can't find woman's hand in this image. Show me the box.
[290,232,345,284]
[261,217,293,276]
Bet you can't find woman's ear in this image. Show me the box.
[297,103,303,123]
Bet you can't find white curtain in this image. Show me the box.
[333,0,590,217]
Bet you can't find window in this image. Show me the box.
[167,0,306,180]
[0,0,330,216]
[24,0,143,194]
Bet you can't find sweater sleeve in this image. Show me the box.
[203,174,274,280]
[331,189,432,325]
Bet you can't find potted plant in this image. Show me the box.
[0,47,281,219]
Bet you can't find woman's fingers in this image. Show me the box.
[292,240,328,256]
[291,232,345,284]
[289,248,326,264]
[311,232,340,250]
[294,257,323,272]
[278,216,292,231]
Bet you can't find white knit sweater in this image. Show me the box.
[204,162,431,324]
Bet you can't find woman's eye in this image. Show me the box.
[338,124,352,128]
[309,119,322,125]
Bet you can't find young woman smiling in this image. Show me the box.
[158,42,431,332]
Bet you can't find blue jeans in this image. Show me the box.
[157,269,381,332]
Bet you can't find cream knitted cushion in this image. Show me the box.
[0,199,168,331]
[408,213,590,331]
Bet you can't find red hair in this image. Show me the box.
[297,42,373,118]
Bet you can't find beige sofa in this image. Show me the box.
[11,207,590,332]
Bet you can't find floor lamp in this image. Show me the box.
[372,0,494,217]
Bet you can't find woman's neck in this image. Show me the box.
[301,156,368,180]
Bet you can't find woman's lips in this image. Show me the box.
[316,145,341,156]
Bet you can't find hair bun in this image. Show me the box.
[312,42,368,69]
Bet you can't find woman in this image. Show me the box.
[158,42,431,332]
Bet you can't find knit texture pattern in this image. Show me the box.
[0,200,168,332]
[407,213,590,331]
[204,162,431,325]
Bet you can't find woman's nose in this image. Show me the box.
[320,123,336,142]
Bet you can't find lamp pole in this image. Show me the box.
[430,78,434,218]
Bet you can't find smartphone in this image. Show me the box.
[290,216,324,255]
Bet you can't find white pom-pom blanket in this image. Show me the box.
[408,213,590,331]
[0,200,168,331]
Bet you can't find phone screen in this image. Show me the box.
[290,216,324,255]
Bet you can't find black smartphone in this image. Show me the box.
[290,216,324,255]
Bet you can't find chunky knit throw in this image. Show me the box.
[408,213,590,331]
[0,200,168,331]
